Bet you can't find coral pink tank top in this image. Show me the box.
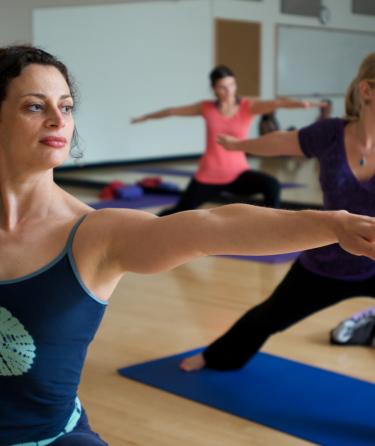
[195,98,254,184]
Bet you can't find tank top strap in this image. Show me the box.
[64,214,88,254]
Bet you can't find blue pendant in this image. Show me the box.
[359,157,366,167]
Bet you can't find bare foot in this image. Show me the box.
[179,352,206,372]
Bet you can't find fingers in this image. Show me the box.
[216,134,239,150]
[358,221,375,243]
[216,135,229,148]
[334,211,375,259]
[338,216,375,259]
[130,116,144,124]
[347,236,375,260]
[303,101,327,108]
[308,101,326,108]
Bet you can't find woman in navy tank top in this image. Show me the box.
[1,46,375,445]
[180,52,375,372]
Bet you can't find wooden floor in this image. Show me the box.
[64,158,375,445]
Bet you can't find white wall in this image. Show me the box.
[1,0,375,164]
[0,0,146,47]
[33,1,213,164]
[213,0,375,133]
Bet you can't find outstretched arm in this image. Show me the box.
[217,130,304,157]
[250,98,325,115]
[131,102,202,124]
[100,206,375,275]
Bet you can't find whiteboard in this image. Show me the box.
[33,1,212,165]
[276,25,375,97]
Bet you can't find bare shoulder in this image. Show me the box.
[87,207,156,224]
[70,208,158,274]
[81,208,157,240]
[243,96,258,110]
[244,96,258,104]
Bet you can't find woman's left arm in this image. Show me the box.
[250,97,325,115]
[99,206,375,275]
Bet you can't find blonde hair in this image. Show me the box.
[345,52,375,120]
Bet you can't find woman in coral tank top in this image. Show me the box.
[132,66,323,215]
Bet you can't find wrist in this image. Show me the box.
[229,140,240,151]
[301,209,345,244]
[325,210,349,242]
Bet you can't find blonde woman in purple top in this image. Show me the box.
[181,52,375,372]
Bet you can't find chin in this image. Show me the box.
[42,152,70,170]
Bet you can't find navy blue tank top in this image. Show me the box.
[0,216,107,445]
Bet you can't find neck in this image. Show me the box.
[355,113,375,151]
[0,167,55,230]
[217,96,237,107]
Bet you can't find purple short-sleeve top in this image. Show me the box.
[298,118,375,280]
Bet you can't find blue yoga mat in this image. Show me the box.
[119,349,375,446]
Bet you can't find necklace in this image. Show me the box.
[354,124,375,167]
[359,145,375,167]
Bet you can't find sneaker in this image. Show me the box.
[330,313,375,346]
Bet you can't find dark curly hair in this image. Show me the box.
[209,65,235,87]
[0,44,81,158]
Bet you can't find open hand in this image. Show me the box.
[334,211,375,259]
[217,134,241,150]
[130,116,146,124]
[303,101,328,109]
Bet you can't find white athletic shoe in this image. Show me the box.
[330,313,375,346]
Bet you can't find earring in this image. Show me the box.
[364,99,371,105]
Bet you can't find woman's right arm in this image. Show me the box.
[99,206,375,276]
[217,130,304,157]
[131,102,202,124]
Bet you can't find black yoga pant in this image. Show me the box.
[203,260,375,370]
[158,170,280,216]
[51,410,108,446]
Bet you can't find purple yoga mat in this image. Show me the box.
[222,252,300,264]
[132,167,194,177]
[280,182,306,189]
[90,193,179,210]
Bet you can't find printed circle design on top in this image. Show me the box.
[0,306,36,376]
